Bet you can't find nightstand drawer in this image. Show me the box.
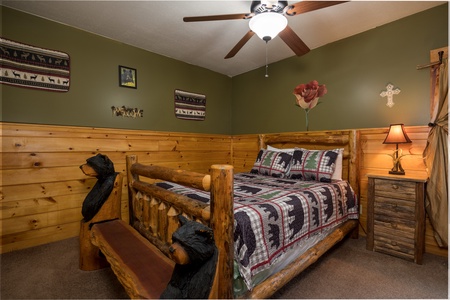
[373,178,416,201]
[374,220,415,239]
[374,216,416,232]
[374,197,415,219]
[374,239,415,261]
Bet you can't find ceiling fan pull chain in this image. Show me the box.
[265,41,269,78]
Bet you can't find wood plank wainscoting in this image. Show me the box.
[0,122,231,253]
[1,122,446,259]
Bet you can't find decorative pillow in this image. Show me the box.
[331,148,344,180]
[250,149,293,178]
[288,148,340,182]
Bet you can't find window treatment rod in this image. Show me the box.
[416,51,444,70]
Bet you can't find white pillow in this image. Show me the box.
[331,148,344,180]
[267,145,295,154]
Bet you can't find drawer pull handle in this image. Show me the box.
[392,184,399,190]
[391,241,398,246]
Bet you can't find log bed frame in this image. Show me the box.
[80,129,360,299]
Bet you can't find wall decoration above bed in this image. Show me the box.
[0,37,70,92]
[174,89,206,121]
[380,83,401,108]
[293,80,327,131]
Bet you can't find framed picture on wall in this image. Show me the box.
[119,65,137,89]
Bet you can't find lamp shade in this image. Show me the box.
[383,124,412,144]
[249,12,287,41]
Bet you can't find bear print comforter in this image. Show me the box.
[157,172,358,290]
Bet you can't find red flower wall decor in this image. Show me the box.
[293,80,327,131]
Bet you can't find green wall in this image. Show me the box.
[1,4,448,135]
[1,6,233,134]
[231,3,448,134]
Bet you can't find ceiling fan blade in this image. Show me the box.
[278,25,310,56]
[286,1,347,16]
[183,13,250,22]
[225,31,255,59]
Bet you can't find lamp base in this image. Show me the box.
[389,149,405,175]
[389,170,405,175]
[389,160,406,175]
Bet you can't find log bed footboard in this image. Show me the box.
[79,172,175,299]
[126,155,235,299]
[80,156,235,299]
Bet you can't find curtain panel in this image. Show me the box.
[423,58,448,248]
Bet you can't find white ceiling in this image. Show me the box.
[2,1,445,77]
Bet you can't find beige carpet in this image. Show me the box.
[1,235,447,299]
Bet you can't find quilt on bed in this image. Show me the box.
[156,172,358,289]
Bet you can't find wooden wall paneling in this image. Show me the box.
[1,222,81,252]
[425,218,448,257]
[231,134,260,173]
[0,122,231,253]
[1,123,446,258]
[1,194,85,220]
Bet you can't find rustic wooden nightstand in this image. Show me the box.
[366,174,427,264]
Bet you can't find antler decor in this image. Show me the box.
[385,148,410,175]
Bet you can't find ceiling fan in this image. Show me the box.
[183,1,346,59]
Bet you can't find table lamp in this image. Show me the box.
[383,124,412,175]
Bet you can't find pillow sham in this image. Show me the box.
[288,148,341,182]
[250,149,293,178]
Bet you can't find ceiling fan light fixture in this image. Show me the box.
[249,12,288,41]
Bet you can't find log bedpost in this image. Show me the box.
[348,129,360,199]
[259,134,266,149]
[209,164,234,299]
[126,155,139,225]
[349,129,360,238]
